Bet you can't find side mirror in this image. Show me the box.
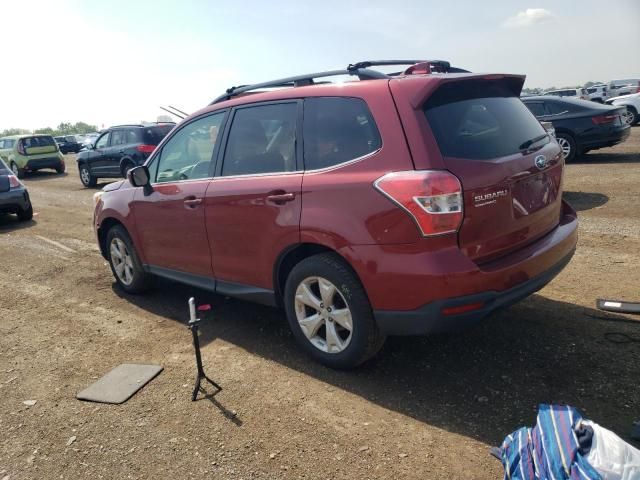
[128,165,150,187]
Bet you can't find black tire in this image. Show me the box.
[17,204,33,222]
[55,163,65,174]
[10,162,25,179]
[556,132,577,162]
[105,225,151,294]
[284,252,385,369]
[120,160,134,178]
[78,163,97,187]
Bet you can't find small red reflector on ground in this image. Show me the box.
[441,302,485,316]
[197,304,212,312]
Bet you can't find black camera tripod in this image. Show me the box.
[188,297,221,401]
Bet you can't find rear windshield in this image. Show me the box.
[142,125,174,145]
[22,136,56,148]
[424,82,547,160]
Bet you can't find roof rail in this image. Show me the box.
[210,60,469,105]
[348,59,470,74]
[211,67,389,104]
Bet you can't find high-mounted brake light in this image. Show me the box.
[136,144,156,154]
[8,175,21,189]
[374,170,463,237]
[17,140,26,155]
[591,114,617,125]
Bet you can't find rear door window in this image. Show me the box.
[221,102,298,176]
[23,136,56,148]
[303,97,381,170]
[425,83,548,160]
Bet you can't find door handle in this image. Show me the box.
[266,192,295,205]
[183,196,203,209]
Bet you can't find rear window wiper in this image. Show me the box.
[519,133,549,151]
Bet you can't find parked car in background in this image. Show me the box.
[0,134,66,178]
[544,88,589,100]
[585,84,608,103]
[54,135,83,154]
[607,79,640,98]
[93,61,579,368]
[606,92,640,126]
[76,123,174,187]
[0,156,32,221]
[522,96,630,161]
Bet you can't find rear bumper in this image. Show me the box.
[374,248,575,335]
[25,156,64,171]
[580,126,630,150]
[0,188,30,214]
[341,200,578,335]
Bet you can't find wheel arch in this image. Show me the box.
[97,217,126,259]
[273,242,365,308]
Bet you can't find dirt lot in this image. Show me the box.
[1,128,639,480]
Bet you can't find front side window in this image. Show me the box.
[221,103,297,176]
[111,130,126,146]
[303,97,381,170]
[154,112,224,183]
[95,133,110,149]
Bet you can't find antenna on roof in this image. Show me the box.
[160,106,185,120]
[168,105,189,117]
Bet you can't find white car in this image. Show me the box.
[585,85,609,103]
[607,92,640,125]
[607,79,640,98]
[544,88,590,100]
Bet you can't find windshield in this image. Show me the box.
[425,83,548,160]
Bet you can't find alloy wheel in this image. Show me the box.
[110,237,134,286]
[622,109,635,126]
[11,163,19,176]
[80,167,91,185]
[557,137,571,158]
[294,276,353,354]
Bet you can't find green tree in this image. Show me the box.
[0,128,31,136]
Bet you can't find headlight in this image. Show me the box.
[93,191,104,206]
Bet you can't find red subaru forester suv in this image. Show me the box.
[94,60,578,368]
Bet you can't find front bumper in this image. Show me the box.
[0,188,30,214]
[340,200,578,335]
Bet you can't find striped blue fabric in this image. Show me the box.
[499,404,602,480]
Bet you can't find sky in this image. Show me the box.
[2,0,639,131]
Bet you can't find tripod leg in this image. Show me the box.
[192,374,201,401]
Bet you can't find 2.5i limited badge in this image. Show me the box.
[474,189,508,207]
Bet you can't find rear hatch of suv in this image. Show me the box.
[419,77,564,263]
[19,136,59,157]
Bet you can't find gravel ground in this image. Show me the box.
[1,127,639,479]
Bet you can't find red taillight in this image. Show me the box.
[592,114,617,125]
[374,170,463,237]
[8,175,21,189]
[136,144,156,154]
[17,140,26,155]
